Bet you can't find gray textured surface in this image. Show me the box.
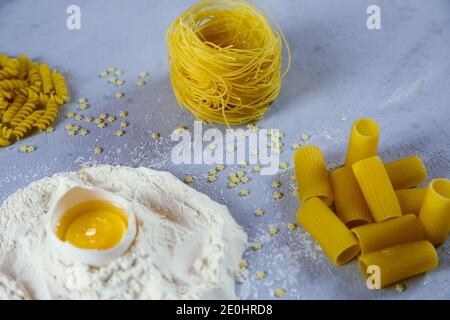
[1,0,450,299]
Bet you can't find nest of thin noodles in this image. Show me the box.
[166,0,290,126]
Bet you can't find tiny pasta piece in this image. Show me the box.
[358,240,438,289]
[98,122,107,129]
[183,176,194,184]
[253,242,262,251]
[239,189,249,197]
[395,188,427,215]
[139,71,149,78]
[384,156,427,190]
[272,181,282,188]
[296,197,360,266]
[330,166,373,228]
[279,162,289,170]
[274,288,286,298]
[269,227,279,236]
[79,103,89,110]
[99,71,108,78]
[207,175,217,183]
[74,114,84,121]
[352,156,402,222]
[256,271,267,280]
[419,179,450,246]
[115,93,124,99]
[273,192,283,199]
[80,129,89,136]
[94,147,103,154]
[287,223,297,231]
[120,121,129,127]
[293,146,334,206]
[239,260,248,270]
[107,116,116,123]
[119,111,128,117]
[137,81,145,87]
[151,132,160,139]
[255,209,265,217]
[345,118,379,166]
[352,214,425,255]
[85,117,94,123]
[116,130,125,137]
[99,113,108,119]
[116,80,125,86]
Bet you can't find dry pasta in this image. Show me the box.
[294,146,334,206]
[384,156,427,190]
[296,197,360,266]
[396,188,427,215]
[0,54,69,147]
[166,0,291,126]
[352,156,402,222]
[330,166,373,228]
[345,118,380,166]
[358,240,438,288]
[352,214,425,255]
[419,179,450,246]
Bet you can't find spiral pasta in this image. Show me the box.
[0,54,70,147]
[166,0,291,126]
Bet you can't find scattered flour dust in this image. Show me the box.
[0,165,247,300]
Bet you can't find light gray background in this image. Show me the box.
[0,0,449,299]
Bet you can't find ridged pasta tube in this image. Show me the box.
[352,156,402,222]
[352,214,425,255]
[419,179,450,246]
[358,240,438,288]
[296,197,360,266]
[384,156,427,190]
[330,166,373,228]
[396,188,427,215]
[345,118,380,166]
[293,146,334,206]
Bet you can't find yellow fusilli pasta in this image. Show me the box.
[0,54,70,147]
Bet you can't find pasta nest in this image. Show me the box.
[166,0,291,126]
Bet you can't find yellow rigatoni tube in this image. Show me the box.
[358,240,438,288]
[330,166,373,228]
[345,118,380,166]
[293,146,334,206]
[396,188,427,215]
[384,156,427,190]
[419,179,450,246]
[352,214,425,255]
[296,197,360,266]
[352,156,402,222]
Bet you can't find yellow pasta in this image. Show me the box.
[395,188,427,215]
[296,197,360,266]
[352,214,425,255]
[384,156,427,190]
[330,166,373,228]
[358,240,438,288]
[419,179,450,246]
[294,146,334,206]
[0,54,69,146]
[345,118,380,166]
[166,0,291,126]
[352,156,402,222]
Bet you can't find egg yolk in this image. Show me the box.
[56,201,128,250]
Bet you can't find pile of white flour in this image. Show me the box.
[0,165,247,300]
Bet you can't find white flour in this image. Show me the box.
[0,165,247,300]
